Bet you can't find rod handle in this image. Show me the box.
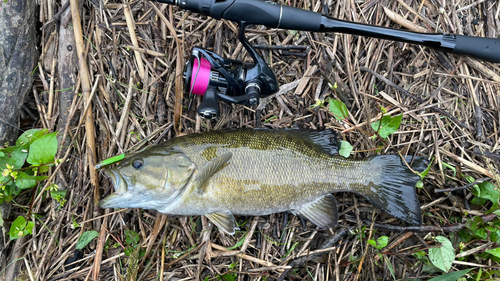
[219,0,321,31]
[453,35,500,63]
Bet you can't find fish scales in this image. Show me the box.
[99,129,425,234]
[170,131,379,215]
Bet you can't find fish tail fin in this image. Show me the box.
[362,155,426,225]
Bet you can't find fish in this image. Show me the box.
[99,128,426,234]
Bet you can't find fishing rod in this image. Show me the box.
[158,0,499,62]
[154,0,500,118]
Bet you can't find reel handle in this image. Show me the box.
[197,87,220,119]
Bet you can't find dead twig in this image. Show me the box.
[277,228,350,281]
[359,66,472,131]
[347,213,497,233]
[69,0,100,279]
[435,177,491,193]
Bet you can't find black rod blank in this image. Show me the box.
[153,0,500,63]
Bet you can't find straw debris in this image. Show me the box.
[1,0,499,280]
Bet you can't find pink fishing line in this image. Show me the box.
[190,57,211,95]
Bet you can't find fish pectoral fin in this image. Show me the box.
[205,211,238,235]
[296,194,338,229]
[195,152,233,192]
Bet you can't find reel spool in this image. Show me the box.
[184,23,279,119]
[188,57,212,96]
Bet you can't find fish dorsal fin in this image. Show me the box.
[295,194,338,229]
[284,128,340,155]
[205,211,238,235]
[194,152,233,192]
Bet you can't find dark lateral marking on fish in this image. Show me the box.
[201,146,219,162]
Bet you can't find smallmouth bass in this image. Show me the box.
[99,129,425,234]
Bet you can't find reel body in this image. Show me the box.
[185,23,279,119]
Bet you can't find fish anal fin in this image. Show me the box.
[296,194,338,229]
[195,152,232,192]
[205,211,238,235]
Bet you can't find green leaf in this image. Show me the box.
[371,114,402,138]
[10,146,29,169]
[283,242,299,258]
[15,172,46,190]
[227,233,247,250]
[416,180,424,188]
[50,189,66,199]
[417,158,433,180]
[38,165,50,174]
[465,216,484,233]
[95,154,125,169]
[471,181,499,213]
[51,189,67,208]
[124,245,145,257]
[490,228,500,244]
[429,236,455,272]
[412,250,426,260]
[368,236,388,250]
[493,209,500,217]
[442,162,456,178]
[383,255,396,280]
[422,262,443,274]
[27,132,58,165]
[76,230,99,250]
[473,228,487,240]
[339,141,353,158]
[125,229,140,246]
[9,216,32,240]
[0,182,16,203]
[71,215,81,229]
[25,221,34,235]
[0,146,29,172]
[328,99,349,121]
[486,247,500,259]
[309,99,326,109]
[220,272,237,281]
[16,128,48,146]
[427,268,474,281]
[470,197,487,205]
[377,236,388,248]
[367,239,377,248]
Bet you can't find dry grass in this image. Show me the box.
[2,0,500,280]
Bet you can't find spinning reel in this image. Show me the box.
[184,23,278,119]
[166,0,500,118]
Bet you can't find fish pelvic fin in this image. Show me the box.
[362,155,426,225]
[195,152,232,193]
[205,211,239,235]
[294,194,338,229]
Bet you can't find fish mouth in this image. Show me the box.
[99,169,129,209]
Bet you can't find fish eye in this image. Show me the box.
[132,159,144,169]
